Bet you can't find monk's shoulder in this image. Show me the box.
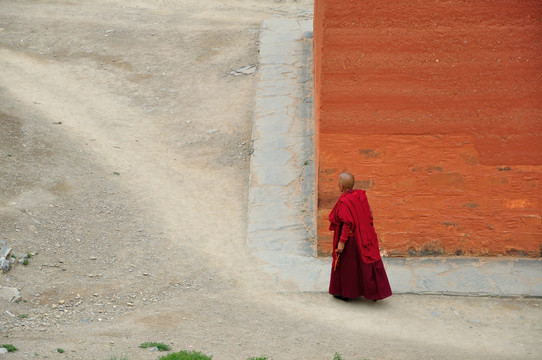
[343,189,366,200]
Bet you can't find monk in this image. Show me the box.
[328,172,392,302]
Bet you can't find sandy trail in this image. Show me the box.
[0,47,251,282]
[0,1,540,359]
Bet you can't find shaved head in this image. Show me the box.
[338,172,355,191]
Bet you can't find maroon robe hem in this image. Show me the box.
[329,235,392,300]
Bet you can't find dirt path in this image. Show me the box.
[0,1,540,359]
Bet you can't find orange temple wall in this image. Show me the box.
[314,0,542,257]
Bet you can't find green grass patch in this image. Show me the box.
[17,314,28,319]
[22,259,29,266]
[1,344,18,352]
[248,357,268,360]
[139,342,171,351]
[109,356,129,360]
[333,353,343,360]
[56,348,65,353]
[159,350,212,360]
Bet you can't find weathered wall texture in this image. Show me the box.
[314,0,542,257]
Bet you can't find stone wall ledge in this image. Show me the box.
[384,257,542,297]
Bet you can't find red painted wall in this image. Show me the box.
[314,0,542,257]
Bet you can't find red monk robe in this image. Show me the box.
[329,189,392,300]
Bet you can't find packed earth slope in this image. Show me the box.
[0,1,540,359]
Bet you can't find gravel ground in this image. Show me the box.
[0,1,541,359]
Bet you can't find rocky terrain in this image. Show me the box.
[0,1,540,359]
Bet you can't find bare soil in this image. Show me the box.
[0,1,540,359]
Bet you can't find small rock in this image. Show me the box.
[206,129,218,134]
[58,300,65,305]
[0,257,9,272]
[149,347,159,352]
[0,246,12,258]
[0,348,8,354]
[230,64,256,75]
[0,286,21,302]
[126,302,134,307]
[89,256,97,260]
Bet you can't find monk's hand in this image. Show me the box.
[336,241,345,254]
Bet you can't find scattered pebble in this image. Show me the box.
[229,64,256,76]
[0,257,10,272]
[0,287,22,303]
